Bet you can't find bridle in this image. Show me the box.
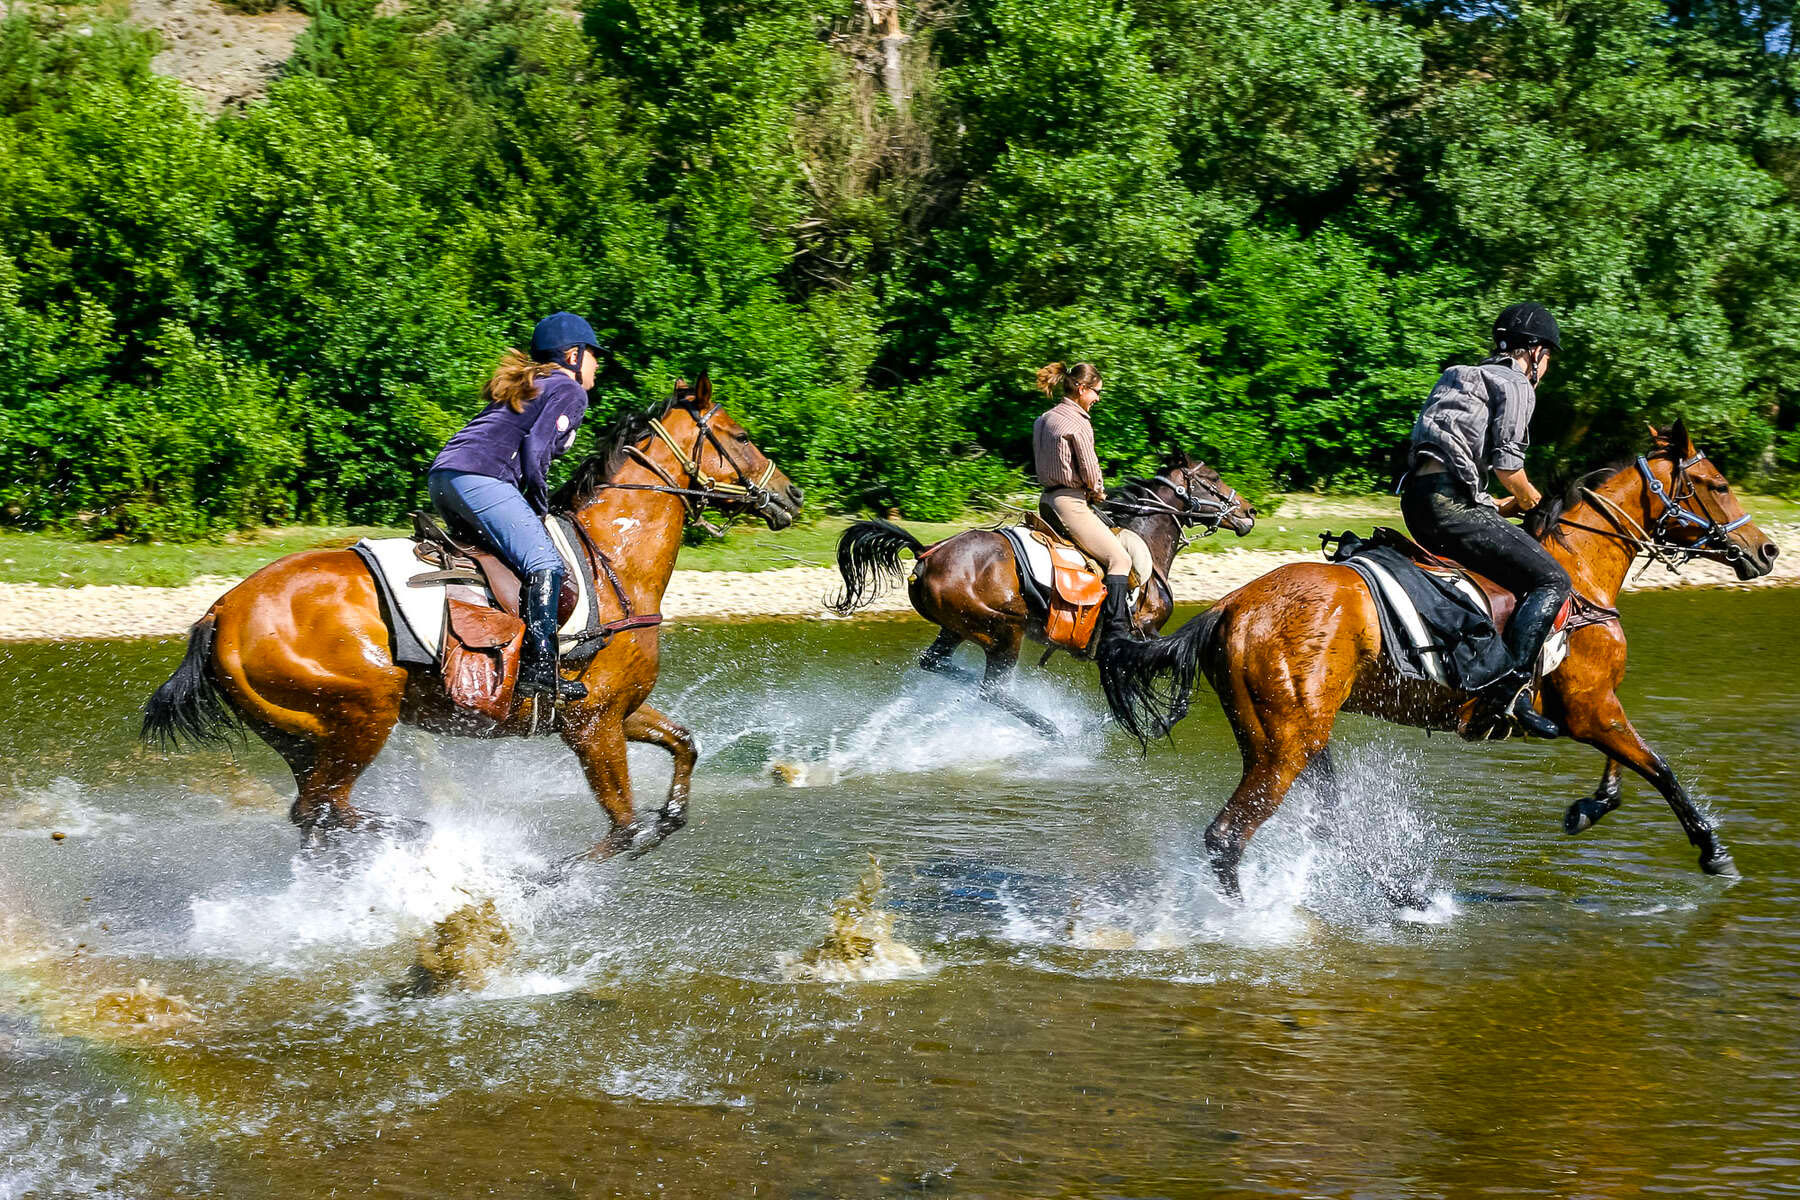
[1100,469,1247,552]
[1567,451,1752,573]
[599,401,783,534]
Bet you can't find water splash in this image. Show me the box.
[782,854,926,982]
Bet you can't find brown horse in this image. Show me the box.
[828,454,1255,733]
[1098,423,1779,899]
[143,383,803,859]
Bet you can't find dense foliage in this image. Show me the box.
[4,0,1800,536]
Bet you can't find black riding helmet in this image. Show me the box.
[1493,302,1561,352]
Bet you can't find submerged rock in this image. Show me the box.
[783,855,923,982]
[89,980,200,1031]
[398,899,514,996]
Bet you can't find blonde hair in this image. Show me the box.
[484,348,562,414]
[1035,361,1101,400]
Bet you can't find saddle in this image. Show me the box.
[410,512,576,623]
[402,511,657,725]
[1008,513,1133,656]
[1325,528,1612,740]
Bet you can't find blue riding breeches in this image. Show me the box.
[427,469,563,578]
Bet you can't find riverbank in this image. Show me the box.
[2,522,1794,640]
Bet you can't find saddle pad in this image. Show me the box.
[354,516,594,665]
[1010,526,1055,591]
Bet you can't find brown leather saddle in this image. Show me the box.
[409,511,577,623]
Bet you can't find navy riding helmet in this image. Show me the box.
[1493,302,1561,352]
[530,312,604,363]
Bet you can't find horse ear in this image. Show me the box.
[695,374,713,407]
[1669,418,1694,455]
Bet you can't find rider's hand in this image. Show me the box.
[1496,495,1523,518]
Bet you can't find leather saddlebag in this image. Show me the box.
[443,598,524,721]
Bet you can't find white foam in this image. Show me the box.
[1,777,135,840]
[186,811,553,966]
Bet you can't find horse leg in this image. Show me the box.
[1564,757,1625,835]
[978,629,1059,737]
[561,709,647,860]
[1207,743,1310,901]
[919,628,964,676]
[622,703,697,852]
[1563,691,1736,876]
[285,719,421,847]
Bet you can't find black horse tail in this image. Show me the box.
[142,614,242,750]
[1096,607,1224,749]
[829,519,928,614]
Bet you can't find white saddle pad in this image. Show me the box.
[1006,525,1150,598]
[354,517,593,660]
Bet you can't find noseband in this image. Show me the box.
[1573,451,1752,572]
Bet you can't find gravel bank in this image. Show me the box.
[1,525,1794,641]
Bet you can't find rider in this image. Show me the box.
[1033,361,1138,647]
[427,312,601,704]
[1401,302,1572,739]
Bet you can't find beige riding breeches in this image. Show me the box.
[1042,488,1140,579]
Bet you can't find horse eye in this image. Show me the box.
[733,431,751,444]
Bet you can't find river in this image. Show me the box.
[3,589,1798,1197]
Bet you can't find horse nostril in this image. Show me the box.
[790,485,805,506]
[1762,542,1779,562]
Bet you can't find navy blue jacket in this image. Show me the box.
[431,372,589,514]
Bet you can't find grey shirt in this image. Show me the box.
[1408,359,1536,506]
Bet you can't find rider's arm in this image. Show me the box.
[1071,428,1105,503]
[521,378,588,515]
[1492,469,1542,514]
[1488,367,1539,516]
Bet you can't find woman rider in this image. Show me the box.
[428,312,601,704]
[1401,302,1572,739]
[1032,362,1142,647]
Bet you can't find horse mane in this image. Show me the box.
[1524,456,1639,545]
[550,394,681,511]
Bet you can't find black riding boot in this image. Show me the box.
[1098,574,1137,645]
[518,570,588,704]
[1489,586,1567,739]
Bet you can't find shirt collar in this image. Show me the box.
[1055,397,1092,423]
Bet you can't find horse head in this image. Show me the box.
[642,375,805,530]
[1630,421,1778,581]
[1162,450,1256,536]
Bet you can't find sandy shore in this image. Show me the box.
[1,524,1794,641]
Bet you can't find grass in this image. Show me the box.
[3,492,1795,588]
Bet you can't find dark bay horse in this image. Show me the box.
[1098,424,1779,898]
[829,454,1255,733]
[143,383,803,859]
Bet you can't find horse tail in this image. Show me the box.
[141,613,242,750]
[829,520,928,614]
[1096,606,1224,749]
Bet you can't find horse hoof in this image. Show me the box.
[1701,849,1741,878]
[1563,794,1618,836]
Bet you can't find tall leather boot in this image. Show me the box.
[1097,574,1137,646]
[518,570,588,703]
[1487,587,1566,739]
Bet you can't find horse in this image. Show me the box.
[828,453,1255,733]
[142,381,804,860]
[1096,423,1780,900]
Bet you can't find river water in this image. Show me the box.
[2,590,1798,1198]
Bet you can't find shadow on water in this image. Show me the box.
[3,590,1800,1196]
